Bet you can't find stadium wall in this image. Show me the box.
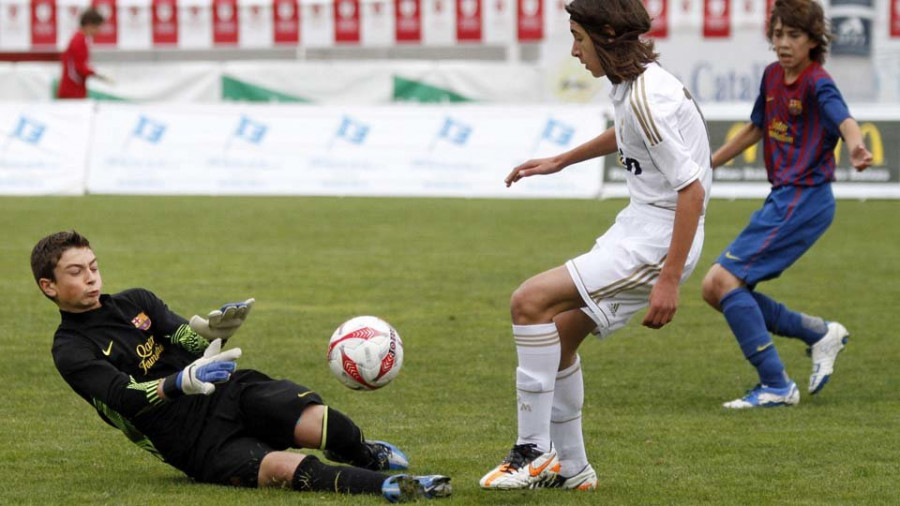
[2,101,898,199]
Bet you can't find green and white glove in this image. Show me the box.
[189,298,255,341]
[163,338,242,398]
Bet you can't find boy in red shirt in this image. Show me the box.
[58,8,110,99]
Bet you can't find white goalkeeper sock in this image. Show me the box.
[550,354,589,477]
[514,323,561,453]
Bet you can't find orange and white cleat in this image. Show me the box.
[479,443,559,490]
[542,464,598,490]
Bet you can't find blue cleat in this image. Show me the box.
[324,440,409,471]
[370,440,409,471]
[382,474,452,503]
[723,381,800,409]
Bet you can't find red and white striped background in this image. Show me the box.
[0,0,895,52]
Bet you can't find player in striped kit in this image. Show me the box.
[701,0,872,409]
[479,0,712,491]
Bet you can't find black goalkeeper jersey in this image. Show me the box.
[51,289,216,459]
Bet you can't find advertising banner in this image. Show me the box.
[87,103,604,198]
[602,106,900,199]
[272,0,299,43]
[703,0,730,38]
[179,0,212,48]
[482,0,511,44]
[0,102,92,195]
[361,0,392,46]
[830,0,873,56]
[92,0,118,46]
[456,0,481,42]
[422,0,453,45]
[892,0,900,38]
[118,0,152,49]
[0,0,30,50]
[30,0,56,47]
[212,0,239,45]
[394,0,419,42]
[516,0,541,42]
[644,0,668,39]
[239,0,273,48]
[301,0,333,47]
[334,0,360,43]
[152,0,178,45]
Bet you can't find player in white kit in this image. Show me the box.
[479,0,713,492]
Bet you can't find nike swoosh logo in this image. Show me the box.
[102,341,113,356]
[756,342,773,352]
[298,391,314,399]
[724,251,742,261]
[528,457,553,477]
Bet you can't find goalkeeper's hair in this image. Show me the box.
[31,230,92,288]
[565,0,658,85]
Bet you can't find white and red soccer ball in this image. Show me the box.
[327,316,404,390]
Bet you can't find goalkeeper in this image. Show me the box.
[31,230,450,503]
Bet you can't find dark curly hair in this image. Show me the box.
[767,0,832,64]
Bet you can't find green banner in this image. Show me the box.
[221,76,310,103]
[51,78,127,102]
[392,76,472,103]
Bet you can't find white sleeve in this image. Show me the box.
[628,74,703,191]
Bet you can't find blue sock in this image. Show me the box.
[721,288,789,388]
[751,291,827,345]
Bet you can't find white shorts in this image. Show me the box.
[565,203,704,339]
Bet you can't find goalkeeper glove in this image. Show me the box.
[189,298,255,341]
[163,338,242,398]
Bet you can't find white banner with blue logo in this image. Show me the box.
[0,103,93,195]
[86,103,605,198]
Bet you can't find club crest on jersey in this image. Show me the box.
[618,149,643,175]
[788,99,802,116]
[132,312,152,331]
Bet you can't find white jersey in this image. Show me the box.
[610,63,712,214]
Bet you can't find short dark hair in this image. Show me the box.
[566,0,658,84]
[80,7,105,27]
[31,231,92,288]
[767,0,832,64]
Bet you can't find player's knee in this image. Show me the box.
[510,283,549,324]
[700,272,720,308]
[703,265,743,309]
[701,268,730,308]
[258,452,306,488]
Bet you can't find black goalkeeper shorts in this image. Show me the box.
[179,369,323,487]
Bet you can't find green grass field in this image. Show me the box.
[1,196,898,505]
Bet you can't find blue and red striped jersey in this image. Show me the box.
[750,61,851,188]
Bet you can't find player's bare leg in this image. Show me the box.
[481,266,583,490]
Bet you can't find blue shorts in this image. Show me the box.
[717,184,835,287]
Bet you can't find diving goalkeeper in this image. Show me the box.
[31,230,450,503]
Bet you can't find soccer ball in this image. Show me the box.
[327,316,404,390]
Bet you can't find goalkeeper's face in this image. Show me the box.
[43,247,103,313]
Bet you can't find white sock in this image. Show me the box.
[514,323,560,453]
[550,354,589,477]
